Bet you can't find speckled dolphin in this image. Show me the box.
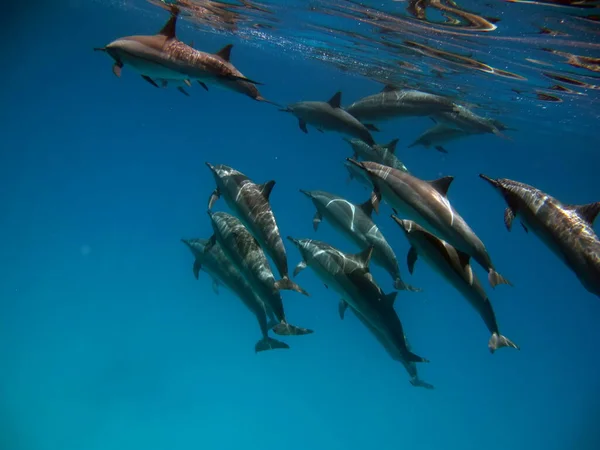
[345,85,457,124]
[181,238,289,353]
[281,91,378,145]
[408,122,473,154]
[288,238,428,371]
[343,137,409,172]
[206,163,299,286]
[347,159,511,288]
[206,211,313,336]
[299,189,418,291]
[94,9,277,104]
[480,174,600,298]
[392,217,519,353]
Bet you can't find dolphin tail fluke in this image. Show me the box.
[274,276,310,296]
[394,278,422,292]
[272,322,314,336]
[488,332,519,353]
[255,336,290,353]
[410,377,435,390]
[488,269,512,288]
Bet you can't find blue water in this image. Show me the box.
[1,1,599,449]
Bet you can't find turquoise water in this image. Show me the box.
[1,1,599,449]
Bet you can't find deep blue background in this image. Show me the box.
[1,2,599,450]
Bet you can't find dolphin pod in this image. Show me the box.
[95,4,599,388]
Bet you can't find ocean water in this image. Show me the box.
[1,1,599,449]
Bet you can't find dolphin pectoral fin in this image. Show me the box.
[488,269,512,289]
[370,188,382,214]
[435,146,448,154]
[293,261,307,277]
[407,247,418,274]
[197,81,209,91]
[520,221,528,233]
[208,188,220,210]
[324,283,329,289]
[274,276,310,296]
[141,75,159,88]
[255,336,290,353]
[298,120,308,133]
[488,332,519,353]
[177,86,190,97]
[338,300,348,320]
[192,259,202,280]
[312,211,322,231]
[184,79,192,87]
[364,123,380,132]
[204,234,217,253]
[410,377,435,390]
[272,322,313,336]
[504,207,515,231]
[112,62,123,77]
[212,278,220,295]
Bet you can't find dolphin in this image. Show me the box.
[281,91,378,145]
[206,163,299,286]
[206,211,313,336]
[432,105,511,138]
[344,85,457,124]
[480,174,600,298]
[343,137,409,172]
[299,189,418,292]
[94,8,277,104]
[181,238,289,353]
[344,160,373,190]
[288,237,428,367]
[342,303,433,389]
[347,159,511,288]
[408,122,473,154]
[392,217,519,353]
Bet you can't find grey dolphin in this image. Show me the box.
[299,189,418,292]
[480,174,600,298]
[181,238,289,352]
[347,159,511,288]
[408,122,473,154]
[345,85,457,124]
[94,9,277,104]
[432,105,511,138]
[343,137,409,172]
[281,91,378,145]
[392,217,519,353]
[206,211,313,336]
[288,237,428,368]
[206,163,302,291]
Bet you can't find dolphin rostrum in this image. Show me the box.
[288,237,428,370]
[343,137,409,172]
[299,189,418,292]
[345,85,457,124]
[206,211,313,336]
[94,8,277,104]
[206,163,299,286]
[181,238,289,352]
[347,159,511,288]
[480,174,600,298]
[392,217,519,353]
[281,91,379,145]
[408,122,473,154]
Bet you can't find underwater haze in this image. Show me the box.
[1,1,600,449]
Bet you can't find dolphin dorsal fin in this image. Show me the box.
[385,138,399,153]
[352,246,374,269]
[428,176,454,197]
[158,14,178,40]
[382,84,399,93]
[260,180,276,200]
[567,202,600,227]
[215,44,233,62]
[357,198,374,217]
[383,291,397,307]
[327,91,342,108]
